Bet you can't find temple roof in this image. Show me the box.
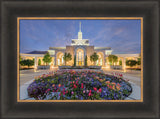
[27,51,48,54]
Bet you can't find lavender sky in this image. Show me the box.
[20,19,141,54]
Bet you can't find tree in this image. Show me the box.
[20,59,34,68]
[43,52,52,65]
[90,52,99,66]
[137,58,141,65]
[74,55,76,66]
[126,60,137,67]
[19,55,22,62]
[108,55,118,65]
[63,52,72,66]
[85,56,87,66]
[119,60,122,66]
[38,59,41,66]
[20,60,25,66]
[105,58,107,64]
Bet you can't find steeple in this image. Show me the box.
[79,22,81,32]
[71,22,89,46]
[78,22,82,40]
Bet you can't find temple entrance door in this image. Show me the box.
[78,61,82,66]
[76,48,84,66]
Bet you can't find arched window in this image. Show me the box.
[97,52,103,66]
[56,52,64,66]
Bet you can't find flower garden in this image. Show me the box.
[27,70,132,100]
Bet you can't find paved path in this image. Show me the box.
[20,68,58,100]
[20,68,58,85]
[102,68,141,100]
[102,68,141,87]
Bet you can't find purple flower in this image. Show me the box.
[71,91,74,95]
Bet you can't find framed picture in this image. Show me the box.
[1,0,159,118]
[17,17,143,102]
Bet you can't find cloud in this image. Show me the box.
[20,20,141,54]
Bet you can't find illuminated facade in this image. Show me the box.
[20,22,140,69]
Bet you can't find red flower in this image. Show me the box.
[99,88,102,93]
[88,92,92,96]
[63,91,65,95]
[109,85,112,89]
[93,87,97,91]
[76,81,78,84]
[81,83,84,89]
[89,90,92,93]
[73,84,77,88]
[117,83,121,87]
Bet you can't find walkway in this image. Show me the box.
[102,68,141,100]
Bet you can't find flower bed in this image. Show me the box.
[27,70,132,100]
[59,66,101,69]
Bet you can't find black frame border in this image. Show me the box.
[1,0,159,118]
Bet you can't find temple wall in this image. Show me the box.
[66,46,74,66]
[86,46,95,66]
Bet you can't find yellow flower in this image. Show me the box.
[111,82,116,86]
[116,86,120,91]
[112,85,115,90]
[106,81,110,84]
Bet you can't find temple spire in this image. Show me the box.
[79,22,81,32]
[78,21,82,39]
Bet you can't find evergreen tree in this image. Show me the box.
[38,59,41,66]
[85,56,87,66]
[74,55,76,66]
[119,60,122,66]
